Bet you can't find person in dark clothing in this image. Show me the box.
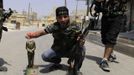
[94,0,128,72]
[25,6,85,73]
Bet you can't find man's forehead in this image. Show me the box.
[57,15,69,18]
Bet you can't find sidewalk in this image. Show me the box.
[87,30,134,57]
[119,30,134,45]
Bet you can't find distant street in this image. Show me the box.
[0,26,134,75]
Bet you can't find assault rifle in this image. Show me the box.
[90,0,128,16]
[68,17,98,75]
[1,8,13,31]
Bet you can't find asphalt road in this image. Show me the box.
[0,26,134,75]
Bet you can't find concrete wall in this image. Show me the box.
[126,0,134,31]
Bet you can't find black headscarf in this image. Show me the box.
[56,6,69,17]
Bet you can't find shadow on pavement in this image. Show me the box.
[85,55,120,64]
[85,55,102,65]
[0,58,11,72]
[39,63,69,73]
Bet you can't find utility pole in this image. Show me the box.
[0,0,3,8]
[0,0,3,41]
[75,0,78,20]
[28,3,30,24]
[65,0,67,7]
[75,0,90,16]
[86,0,90,16]
[129,0,133,31]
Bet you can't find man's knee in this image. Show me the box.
[41,48,56,62]
[41,53,50,62]
[102,38,117,45]
[41,52,61,64]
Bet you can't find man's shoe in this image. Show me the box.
[0,66,8,71]
[100,60,110,72]
[108,54,116,62]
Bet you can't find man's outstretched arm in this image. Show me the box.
[25,29,48,39]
